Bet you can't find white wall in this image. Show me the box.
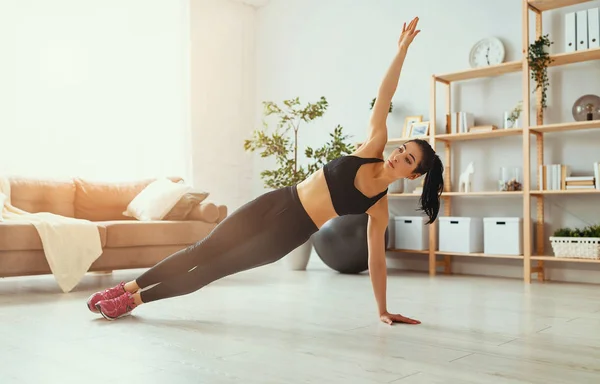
[189,0,257,210]
[256,0,600,283]
[0,0,192,182]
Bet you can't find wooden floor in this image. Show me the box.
[1,259,599,384]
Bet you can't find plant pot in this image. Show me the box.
[283,239,312,270]
[549,236,600,259]
[504,112,520,129]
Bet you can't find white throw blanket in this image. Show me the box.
[0,177,103,293]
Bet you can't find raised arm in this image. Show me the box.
[366,196,421,325]
[363,17,420,154]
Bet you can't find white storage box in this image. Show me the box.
[394,216,428,250]
[484,217,523,255]
[439,216,483,253]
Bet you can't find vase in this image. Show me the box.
[504,112,520,129]
[499,166,522,191]
[283,239,312,270]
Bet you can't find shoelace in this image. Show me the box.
[117,293,136,311]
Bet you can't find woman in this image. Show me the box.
[87,17,443,325]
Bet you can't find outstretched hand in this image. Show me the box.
[380,311,421,325]
[398,17,421,50]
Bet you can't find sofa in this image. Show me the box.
[0,176,227,278]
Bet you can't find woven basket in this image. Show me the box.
[549,237,600,259]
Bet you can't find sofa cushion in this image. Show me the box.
[164,192,210,220]
[0,222,107,251]
[9,177,76,217]
[99,220,216,248]
[73,177,182,221]
[123,178,191,221]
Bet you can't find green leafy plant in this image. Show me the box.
[553,224,600,238]
[305,124,356,174]
[370,97,393,113]
[527,34,554,109]
[244,97,355,190]
[507,100,523,124]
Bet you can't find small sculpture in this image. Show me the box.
[458,162,474,193]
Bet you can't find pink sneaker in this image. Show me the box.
[86,282,126,313]
[95,292,138,320]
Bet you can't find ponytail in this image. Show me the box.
[405,139,445,224]
[419,154,443,224]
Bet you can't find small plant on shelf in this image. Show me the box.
[527,34,554,109]
[507,101,523,126]
[553,224,600,238]
[550,224,600,259]
[370,97,393,113]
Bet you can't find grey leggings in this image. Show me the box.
[136,185,319,303]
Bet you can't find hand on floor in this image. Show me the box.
[380,311,421,325]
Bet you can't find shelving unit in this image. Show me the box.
[386,0,600,282]
[523,0,600,282]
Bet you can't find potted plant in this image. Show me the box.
[504,101,523,129]
[244,96,356,270]
[549,224,600,260]
[527,34,554,110]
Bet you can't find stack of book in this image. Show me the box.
[539,162,600,190]
[565,176,596,190]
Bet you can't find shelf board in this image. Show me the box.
[441,191,524,197]
[531,189,600,195]
[529,119,600,134]
[528,0,595,12]
[435,61,522,83]
[387,249,523,260]
[388,193,420,198]
[436,128,523,141]
[531,255,600,263]
[357,137,428,148]
[549,47,600,67]
[436,251,523,259]
[387,248,429,254]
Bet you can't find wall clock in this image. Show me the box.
[469,37,505,68]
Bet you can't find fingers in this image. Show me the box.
[394,315,421,324]
[402,316,421,324]
[407,16,418,30]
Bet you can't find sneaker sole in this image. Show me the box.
[86,294,100,314]
[95,303,132,321]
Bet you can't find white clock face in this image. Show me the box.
[469,38,505,68]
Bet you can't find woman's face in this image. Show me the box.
[384,142,423,179]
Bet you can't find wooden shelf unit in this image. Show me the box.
[524,1,600,282]
[390,0,600,281]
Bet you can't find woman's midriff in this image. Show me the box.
[295,169,339,230]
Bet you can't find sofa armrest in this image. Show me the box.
[187,202,222,224]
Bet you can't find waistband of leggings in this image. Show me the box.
[289,184,319,232]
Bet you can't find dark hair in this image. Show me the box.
[407,139,444,224]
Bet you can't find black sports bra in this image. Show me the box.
[322,155,388,216]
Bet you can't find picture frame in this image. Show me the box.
[409,121,430,137]
[403,115,422,137]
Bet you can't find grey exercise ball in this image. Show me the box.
[311,214,389,274]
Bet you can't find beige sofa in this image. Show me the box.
[0,176,227,278]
